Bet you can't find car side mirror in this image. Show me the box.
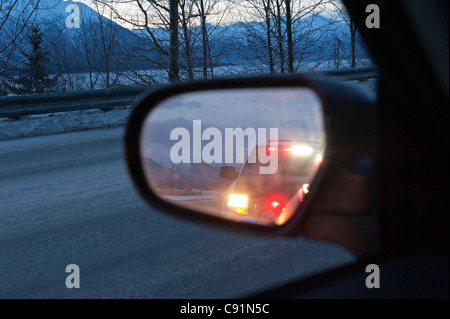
[124,75,376,241]
[220,166,238,180]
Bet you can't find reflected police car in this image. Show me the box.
[220,140,323,224]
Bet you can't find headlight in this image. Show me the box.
[287,145,314,156]
[227,194,248,209]
[315,153,323,164]
[302,183,310,194]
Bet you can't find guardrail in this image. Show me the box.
[0,66,376,118]
[0,85,162,118]
[315,65,378,81]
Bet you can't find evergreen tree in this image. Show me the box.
[4,25,56,94]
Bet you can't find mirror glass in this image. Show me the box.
[140,88,325,226]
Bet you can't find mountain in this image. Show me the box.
[170,162,221,183]
[1,1,368,82]
[1,0,144,74]
[129,14,364,67]
[144,157,225,193]
[43,1,145,72]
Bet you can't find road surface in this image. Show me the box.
[0,127,355,298]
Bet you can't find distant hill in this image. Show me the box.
[143,157,227,193]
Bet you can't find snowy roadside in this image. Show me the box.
[0,79,377,141]
[0,106,132,141]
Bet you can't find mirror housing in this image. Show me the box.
[124,74,378,256]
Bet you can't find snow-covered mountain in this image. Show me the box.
[1,0,366,78]
[1,0,143,74]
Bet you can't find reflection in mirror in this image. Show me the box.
[140,88,325,226]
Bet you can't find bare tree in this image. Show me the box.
[81,25,101,89]
[0,0,40,76]
[48,3,122,91]
[260,0,275,75]
[196,0,208,78]
[193,0,227,80]
[75,11,102,90]
[179,0,195,80]
[273,0,285,73]
[285,0,293,72]
[238,0,332,75]
[96,0,180,82]
[49,28,92,91]
[96,0,231,82]
[92,2,122,88]
[330,0,358,67]
[236,0,276,75]
[283,0,332,73]
[168,0,180,81]
[331,31,344,69]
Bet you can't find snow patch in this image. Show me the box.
[0,106,132,141]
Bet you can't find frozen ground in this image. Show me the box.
[0,79,376,141]
[0,106,132,141]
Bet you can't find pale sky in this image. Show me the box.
[140,88,325,164]
[74,0,236,29]
[73,0,339,30]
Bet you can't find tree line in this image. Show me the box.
[0,0,369,95]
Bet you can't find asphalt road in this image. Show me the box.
[0,127,355,298]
